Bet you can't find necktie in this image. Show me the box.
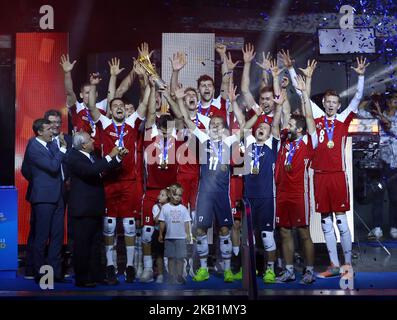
[89,154,95,163]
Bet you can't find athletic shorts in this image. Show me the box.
[164,239,187,259]
[230,175,244,220]
[276,192,310,228]
[196,191,233,230]
[314,171,350,213]
[142,189,162,227]
[105,180,142,218]
[177,173,199,210]
[247,197,275,232]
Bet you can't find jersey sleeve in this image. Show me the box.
[95,114,112,130]
[97,98,108,112]
[126,111,145,129]
[192,127,210,144]
[338,75,364,122]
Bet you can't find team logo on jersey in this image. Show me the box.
[316,122,323,129]
[109,130,129,138]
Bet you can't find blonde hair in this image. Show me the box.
[167,183,183,198]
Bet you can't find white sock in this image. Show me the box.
[143,255,153,269]
[336,215,352,265]
[224,259,231,271]
[126,246,135,267]
[232,246,240,256]
[267,261,274,271]
[286,264,294,273]
[200,258,208,269]
[105,245,114,266]
[321,215,340,267]
[306,266,314,273]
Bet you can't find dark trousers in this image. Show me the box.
[32,197,65,279]
[71,216,104,284]
[25,206,35,274]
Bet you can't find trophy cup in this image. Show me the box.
[137,55,167,90]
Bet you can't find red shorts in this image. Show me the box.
[276,192,310,228]
[142,189,162,226]
[104,180,142,218]
[177,173,199,210]
[314,171,350,213]
[230,175,244,220]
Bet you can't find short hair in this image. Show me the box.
[157,114,175,129]
[323,90,340,102]
[259,86,274,95]
[109,97,125,108]
[80,82,91,92]
[72,131,89,150]
[184,87,198,96]
[197,74,214,88]
[167,183,183,197]
[209,116,227,129]
[44,109,61,120]
[291,114,307,132]
[32,118,50,136]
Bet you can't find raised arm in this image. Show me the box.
[145,78,157,128]
[241,43,257,109]
[347,56,368,112]
[162,88,183,120]
[174,85,196,131]
[256,52,272,90]
[88,73,102,122]
[228,80,245,128]
[295,75,316,135]
[169,52,187,95]
[271,90,286,139]
[216,43,231,100]
[107,58,125,115]
[269,59,284,98]
[298,59,317,98]
[136,83,150,120]
[60,54,77,107]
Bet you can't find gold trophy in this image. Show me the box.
[137,55,167,90]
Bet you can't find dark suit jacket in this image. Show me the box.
[66,149,120,217]
[23,138,65,204]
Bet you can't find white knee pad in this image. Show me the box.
[219,233,232,259]
[196,234,209,257]
[261,231,276,252]
[321,216,334,235]
[103,217,116,237]
[123,218,136,237]
[141,225,154,244]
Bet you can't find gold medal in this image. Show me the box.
[285,163,292,171]
[252,167,260,175]
[327,140,335,149]
[159,161,168,170]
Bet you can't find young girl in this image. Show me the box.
[152,188,169,283]
[158,184,191,284]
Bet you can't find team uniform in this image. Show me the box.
[95,112,143,218]
[142,125,183,226]
[69,99,107,136]
[246,106,273,135]
[197,95,228,123]
[275,129,316,228]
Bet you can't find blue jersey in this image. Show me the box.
[192,127,238,193]
[243,135,279,198]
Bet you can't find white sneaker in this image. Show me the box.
[136,263,143,279]
[183,259,188,278]
[155,274,164,283]
[368,227,383,240]
[140,268,154,282]
[390,227,397,239]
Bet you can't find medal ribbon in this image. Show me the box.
[112,120,126,148]
[160,137,169,162]
[253,144,263,169]
[85,108,96,130]
[286,137,302,166]
[210,140,223,165]
[197,98,213,123]
[324,115,336,143]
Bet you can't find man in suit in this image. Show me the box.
[23,118,67,283]
[66,131,128,287]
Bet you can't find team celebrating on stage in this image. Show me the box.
[23,41,369,287]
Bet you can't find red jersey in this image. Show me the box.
[247,108,273,134]
[198,95,227,122]
[275,129,315,194]
[69,99,107,136]
[312,112,355,172]
[144,125,183,189]
[96,112,143,183]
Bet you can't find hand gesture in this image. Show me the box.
[132,58,146,77]
[352,56,369,75]
[281,76,290,89]
[252,104,262,116]
[137,42,153,59]
[174,84,186,100]
[89,72,102,85]
[242,43,256,63]
[294,75,307,92]
[273,90,287,105]
[225,52,241,71]
[109,146,120,158]
[279,49,294,68]
[299,59,317,78]
[118,147,129,159]
[255,52,272,70]
[270,59,285,77]
[108,57,125,76]
[169,52,187,71]
[228,81,239,103]
[215,43,227,56]
[60,54,76,73]
[58,133,67,148]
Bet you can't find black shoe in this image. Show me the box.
[75,281,97,288]
[105,265,119,285]
[125,266,136,283]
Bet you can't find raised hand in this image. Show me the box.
[228,81,239,103]
[60,54,76,73]
[215,43,227,56]
[108,57,125,76]
[242,43,256,63]
[89,72,102,85]
[270,59,285,77]
[133,58,146,77]
[279,49,294,68]
[225,52,241,71]
[299,59,318,78]
[174,84,186,100]
[255,52,272,70]
[351,56,370,75]
[273,90,287,106]
[294,75,307,92]
[137,42,154,59]
[169,52,187,71]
